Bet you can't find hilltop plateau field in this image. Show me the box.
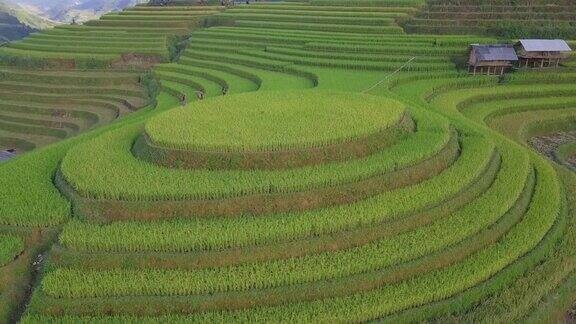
[0,0,575,322]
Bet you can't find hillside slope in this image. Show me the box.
[0,0,55,29]
[0,12,35,42]
[0,1,575,323]
[403,0,576,37]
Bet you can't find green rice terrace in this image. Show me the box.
[0,0,575,322]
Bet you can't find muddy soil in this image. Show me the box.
[529,131,576,169]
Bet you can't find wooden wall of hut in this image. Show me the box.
[468,65,509,75]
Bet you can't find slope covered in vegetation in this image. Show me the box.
[403,0,576,38]
[0,10,36,43]
[0,0,574,322]
[2,0,148,24]
[0,0,57,42]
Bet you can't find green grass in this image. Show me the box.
[101,14,210,21]
[59,110,451,200]
[0,146,72,226]
[235,20,405,34]
[184,42,454,71]
[56,133,488,253]
[0,235,24,267]
[201,25,495,40]
[0,93,181,227]
[309,0,425,5]
[178,55,315,90]
[305,42,465,55]
[31,154,560,320]
[0,47,120,62]
[230,4,418,12]
[154,70,223,98]
[145,90,405,151]
[0,5,223,66]
[215,13,397,25]
[224,8,409,18]
[264,46,451,63]
[7,42,167,57]
[400,73,572,320]
[385,70,576,320]
[119,11,220,16]
[0,69,141,86]
[14,39,167,51]
[2,1,576,322]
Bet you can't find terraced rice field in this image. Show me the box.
[404,0,576,36]
[0,5,226,156]
[0,5,224,67]
[0,0,575,323]
[0,69,148,153]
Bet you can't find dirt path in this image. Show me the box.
[567,305,576,324]
[11,252,46,323]
[6,228,59,324]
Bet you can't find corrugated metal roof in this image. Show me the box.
[0,150,16,162]
[472,45,518,62]
[520,39,572,52]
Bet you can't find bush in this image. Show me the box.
[139,71,161,107]
[166,35,190,61]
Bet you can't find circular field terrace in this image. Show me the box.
[137,90,412,169]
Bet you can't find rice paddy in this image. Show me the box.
[0,0,575,322]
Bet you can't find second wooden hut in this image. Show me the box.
[515,39,572,68]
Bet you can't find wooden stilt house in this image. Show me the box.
[468,44,518,75]
[515,39,572,68]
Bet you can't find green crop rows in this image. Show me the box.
[405,0,576,37]
[145,90,405,151]
[0,235,24,267]
[0,0,575,323]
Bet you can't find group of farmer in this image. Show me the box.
[193,86,228,102]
